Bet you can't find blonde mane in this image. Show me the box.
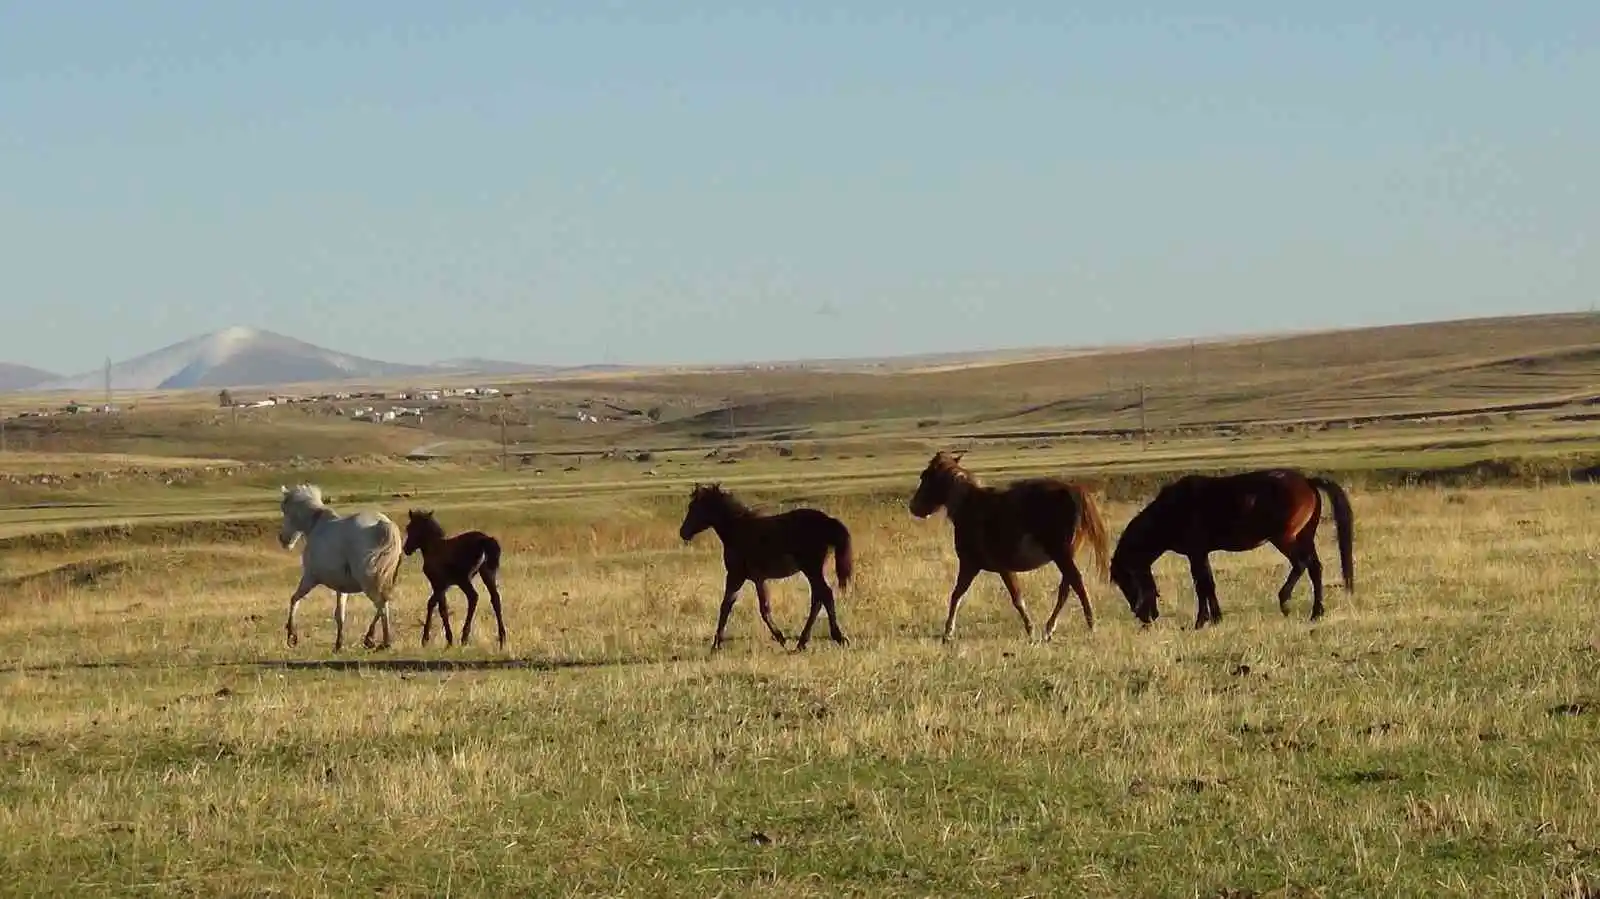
[282,483,327,509]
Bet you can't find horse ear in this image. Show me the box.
[280,485,289,496]
[952,451,965,462]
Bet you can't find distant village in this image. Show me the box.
[220,385,504,423]
[2,383,663,428]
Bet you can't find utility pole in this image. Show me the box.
[1188,339,1197,386]
[103,357,112,409]
[1138,383,1148,451]
[499,400,509,472]
[1,417,6,453]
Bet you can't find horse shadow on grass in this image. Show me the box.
[256,655,642,674]
[6,654,653,677]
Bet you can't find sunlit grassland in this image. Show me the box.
[3,473,1600,897]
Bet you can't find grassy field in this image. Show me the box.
[3,313,1600,896]
[3,464,1600,896]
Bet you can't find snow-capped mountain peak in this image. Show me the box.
[33,327,436,392]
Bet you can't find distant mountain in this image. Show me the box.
[430,358,646,377]
[32,327,441,392]
[429,357,564,376]
[0,362,58,391]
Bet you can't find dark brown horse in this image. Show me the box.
[402,509,507,649]
[1109,468,1354,629]
[678,483,853,652]
[908,451,1110,643]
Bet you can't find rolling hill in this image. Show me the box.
[22,327,562,392]
[0,363,57,392]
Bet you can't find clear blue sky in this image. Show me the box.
[2,3,1595,375]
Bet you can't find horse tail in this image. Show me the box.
[481,535,503,575]
[367,516,406,597]
[1070,484,1111,581]
[827,516,854,593]
[1309,476,1355,592]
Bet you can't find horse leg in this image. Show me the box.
[423,588,455,647]
[1187,553,1220,629]
[1276,558,1306,617]
[753,580,788,648]
[284,577,315,648]
[458,581,482,647]
[794,572,825,651]
[941,562,980,643]
[1043,559,1093,641]
[332,592,348,652]
[711,571,746,652]
[818,578,847,647]
[420,588,440,647]
[362,604,381,649]
[1305,546,1326,621]
[481,570,507,650]
[435,588,455,647]
[998,571,1035,640]
[796,566,846,650]
[362,588,395,651]
[380,593,394,649]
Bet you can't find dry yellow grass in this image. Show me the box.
[3,478,1600,896]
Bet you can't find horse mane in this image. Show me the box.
[282,483,327,509]
[1116,477,1190,560]
[407,509,446,541]
[693,483,755,519]
[929,451,982,488]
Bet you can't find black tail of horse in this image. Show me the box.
[481,534,502,575]
[1309,476,1354,592]
[827,516,853,592]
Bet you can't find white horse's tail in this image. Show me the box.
[364,516,406,598]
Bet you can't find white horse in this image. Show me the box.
[276,484,406,651]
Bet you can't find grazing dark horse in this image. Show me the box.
[1109,468,1355,629]
[678,483,853,652]
[402,509,507,649]
[908,451,1110,643]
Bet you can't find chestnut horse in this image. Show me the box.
[678,483,853,652]
[1109,468,1354,629]
[402,509,508,649]
[908,451,1109,643]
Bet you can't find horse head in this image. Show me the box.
[1109,559,1157,624]
[908,451,965,518]
[403,509,439,556]
[277,483,326,550]
[679,483,723,541]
